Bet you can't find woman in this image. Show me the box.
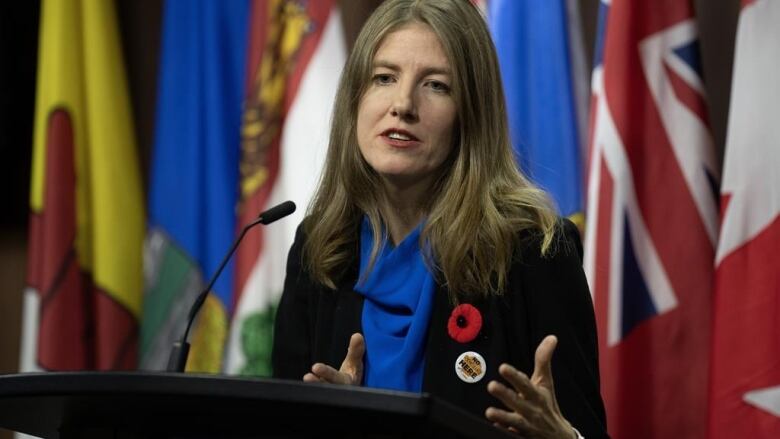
[272,0,608,438]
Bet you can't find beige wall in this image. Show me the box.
[0,233,25,374]
[696,0,741,160]
[0,234,25,439]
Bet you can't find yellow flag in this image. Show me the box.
[23,0,144,370]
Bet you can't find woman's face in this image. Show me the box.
[356,22,457,190]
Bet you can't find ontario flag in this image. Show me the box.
[708,1,780,437]
[583,1,719,438]
[21,0,145,371]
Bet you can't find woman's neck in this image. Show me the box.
[380,177,432,246]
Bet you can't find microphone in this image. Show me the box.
[166,200,296,372]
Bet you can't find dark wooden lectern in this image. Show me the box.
[0,372,515,438]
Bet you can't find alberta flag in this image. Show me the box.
[708,1,780,437]
[142,0,249,372]
[584,1,719,438]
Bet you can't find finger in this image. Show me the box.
[498,363,543,404]
[487,380,537,415]
[340,333,365,383]
[533,335,562,411]
[532,335,557,387]
[343,333,365,367]
[311,363,350,385]
[303,372,324,383]
[485,407,532,435]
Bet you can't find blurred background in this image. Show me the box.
[3,0,768,438]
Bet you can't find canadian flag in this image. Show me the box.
[708,0,780,438]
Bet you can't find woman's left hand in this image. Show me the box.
[485,335,576,439]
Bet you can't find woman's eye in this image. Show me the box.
[373,74,394,85]
[427,80,450,93]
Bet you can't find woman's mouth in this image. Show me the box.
[381,129,420,147]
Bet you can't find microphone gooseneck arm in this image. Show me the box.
[166,200,296,372]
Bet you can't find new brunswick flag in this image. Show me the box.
[20,0,144,371]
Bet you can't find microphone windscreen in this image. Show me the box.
[258,200,296,225]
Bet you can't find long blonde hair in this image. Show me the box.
[303,0,559,300]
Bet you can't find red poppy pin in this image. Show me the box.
[447,303,482,343]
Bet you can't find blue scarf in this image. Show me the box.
[354,217,436,392]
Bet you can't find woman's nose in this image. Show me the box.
[389,84,417,121]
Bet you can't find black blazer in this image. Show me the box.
[272,219,608,438]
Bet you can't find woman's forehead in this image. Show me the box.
[370,22,450,70]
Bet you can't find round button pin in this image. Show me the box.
[455,351,487,383]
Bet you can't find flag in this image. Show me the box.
[142,0,345,374]
[224,0,346,374]
[488,0,588,223]
[708,0,780,437]
[21,0,144,371]
[583,1,719,437]
[142,0,249,372]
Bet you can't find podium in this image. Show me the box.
[0,372,514,438]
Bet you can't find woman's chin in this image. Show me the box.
[376,171,437,191]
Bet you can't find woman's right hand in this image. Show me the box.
[303,333,365,385]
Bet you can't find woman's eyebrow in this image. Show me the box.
[372,60,451,76]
